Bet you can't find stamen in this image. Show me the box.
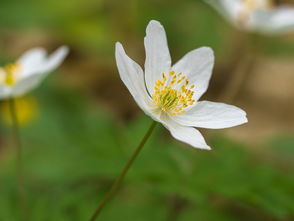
[1,63,21,87]
[152,71,195,115]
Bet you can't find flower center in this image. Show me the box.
[243,0,273,10]
[238,0,274,26]
[152,71,195,115]
[0,63,21,87]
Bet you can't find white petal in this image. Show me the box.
[172,47,214,101]
[205,0,242,21]
[11,74,44,97]
[115,42,154,116]
[160,115,211,150]
[17,48,47,78]
[17,46,69,79]
[144,20,171,94]
[254,7,294,34]
[38,46,69,74]
[12,46,68,96]
[173,101,248,129]
[0,85,12,100]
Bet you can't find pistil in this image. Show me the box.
[152,71,195,115]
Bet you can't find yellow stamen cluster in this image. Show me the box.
[152,71,195,115]
[0,63,21,87]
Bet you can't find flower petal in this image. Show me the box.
[11,74,45,97]
[0,85,12,100]
[38,46,69,74]
[160,114,211,150]
[12,46,68,97]
[253,7,294,34]
[172,47,214,101]
[115,42,153,116]
[173,101,248,129]
[144,20,171,94]
[205,0,242,21]
[17,48,47,78]
[17,46,69,79]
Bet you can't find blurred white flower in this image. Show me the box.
[0,46,69,100]
[205,0,294,34]
[115,20,247,150]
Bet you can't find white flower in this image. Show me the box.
[0,46,69,100]
[115,20,247,150]
[205,0,294,34]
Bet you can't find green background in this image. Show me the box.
[0,0,293,220]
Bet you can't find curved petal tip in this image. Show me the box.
[146,20,165,34]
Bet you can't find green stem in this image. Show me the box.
[8,97,26,220]
[219,32,259,103]
[88,121,157,221]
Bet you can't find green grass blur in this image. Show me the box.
[0,0,293,220]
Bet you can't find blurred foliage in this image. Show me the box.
[0,0,294,220]
[0,82,293,221]
[1,0,294,59]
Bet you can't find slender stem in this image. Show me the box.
[88,121,157,221]
[8,97,26,220]
[219,32,259,103]
[219,53,255,103]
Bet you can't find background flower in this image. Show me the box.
[205,0,294,34]
[0,46,68,100]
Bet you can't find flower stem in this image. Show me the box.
[88,121,157,221]
[220,53,255,102]
[8,97,27,220]
[219,32,260,103]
